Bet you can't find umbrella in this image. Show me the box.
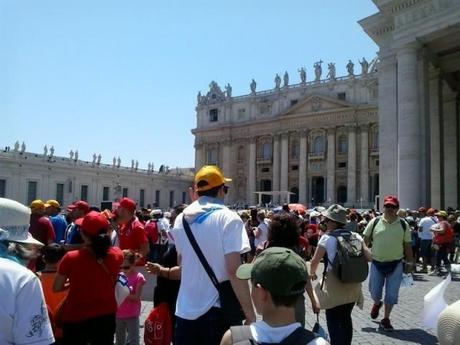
[289,203,306,215]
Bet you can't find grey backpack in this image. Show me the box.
[328,229,369,284]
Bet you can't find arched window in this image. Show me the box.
[338,135,347,154]
[291,139,300,159]
[313,136,325,153]
[262,142,272,160]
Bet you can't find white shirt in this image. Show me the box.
[318,231,364,271]
[254,220,269,248]
[418,216,436,240]
[0,257,54,345]
[250,321,328,345]
[171,199,250,320]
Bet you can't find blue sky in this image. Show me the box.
[0,0,378,169]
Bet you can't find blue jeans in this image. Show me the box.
[369,261,403,305]
[175,307,227,345]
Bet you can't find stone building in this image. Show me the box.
[360,0,460,209]
[0,144,193,209]
[193,63,379,207]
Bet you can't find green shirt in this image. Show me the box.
[363,216,411,262]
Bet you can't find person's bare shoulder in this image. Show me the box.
[219,329,232,345]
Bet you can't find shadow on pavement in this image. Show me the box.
[361,326,438,345]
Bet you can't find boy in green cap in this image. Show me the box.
[220,247,328,345]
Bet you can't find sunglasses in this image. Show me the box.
[384,204,398,209]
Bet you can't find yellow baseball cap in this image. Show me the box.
[194,165,231,192]
[45,199,61,209]
[30,199,45,210]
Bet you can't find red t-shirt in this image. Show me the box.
[119,218,148,265]
[145,220,159,245]
[29,214,55,244]
[57,247,123,323]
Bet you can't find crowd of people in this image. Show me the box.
[1,165,460,345]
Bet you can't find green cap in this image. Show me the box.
[236,247,307,296]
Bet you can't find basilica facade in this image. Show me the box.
[193,65,379,208]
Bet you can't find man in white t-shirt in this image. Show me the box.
[0,198,54,345]
[254,210,269,249]
[418,207,437,273]
[220,247,329,345]
[170,165,256,345]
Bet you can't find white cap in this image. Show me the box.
[0,198,43,246]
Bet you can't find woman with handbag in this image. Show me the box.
[309,204,372,345]
[53,211,123,345]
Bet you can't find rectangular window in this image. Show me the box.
[155,190,160,207]
[27,181,38,205]
[376,160,379,167]
[290,99,298,106]
[122,187,128,198]
[337,92,346,101]
[209,108,218,122]
[291,165,299,171]
[81,185,89,201]
[182,191,187,204]
[338,162,347,168]
[0,179,6,198]
[237,108,246,119]
[103,186,110,201]
[56,183,64,205]
[139,189,145,208]
[261,167,270,173]
[169,191,175,208]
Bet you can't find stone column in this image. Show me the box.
[195,142,205,169]
[299,130,308,204]
[443,83,458,208]
[280,132,289,203]
[247,138,256,204]
[326,127,336,204]
[360,124,369,205]
[429,68,442,208]
[272,134,280,204]
[346,125,357,205]
[221,140,232,201]
[377,54,398,202]
[397,44,421,209]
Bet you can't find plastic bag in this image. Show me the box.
[312,314,328,341]
[422,274,451,329]
[400,273,414,288]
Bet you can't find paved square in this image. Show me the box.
[139,270,460,345]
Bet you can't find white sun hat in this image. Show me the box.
[0,198,44,246]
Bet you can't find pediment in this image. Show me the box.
[283,94,354,116]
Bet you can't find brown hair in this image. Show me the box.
[122,249,136,265]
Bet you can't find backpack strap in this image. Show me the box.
[369,216,381,244]
[278,327,317,345]
[230,326,257,345]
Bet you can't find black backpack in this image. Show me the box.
[327,229,369,284]
[230,325,317,345]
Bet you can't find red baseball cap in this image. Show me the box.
[383,195,399,207]
[427,208,436,216]
[118,197,136,213]
[67,201,90,214]
[75,211,109,237]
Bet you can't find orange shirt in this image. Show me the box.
[39,271,68,337]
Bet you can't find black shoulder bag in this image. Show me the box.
[182,217,245,328]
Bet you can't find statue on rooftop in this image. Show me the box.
[113,157,116,166]
[93,154,97,164]
[20,142,26,154]
[346,59,355,76]
[74,150,79,161]
[314,60,323,82]
[117,157,121,168]
[197,91,202,104]
[14,141,20,152]
[69,150,74,160]
[49,146,54,157]
[327,63,336,80]
[135,160,139,170]
[43,145,48,156]
[359,57,369,75]
[225,83,232,98]
[97,154,102,164]
[298,67,306,83]
[250,79,257,94]
[283,71,289,87]
[274,74,281,89]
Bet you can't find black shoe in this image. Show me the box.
[380,318,394,331]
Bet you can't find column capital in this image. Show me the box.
[397,42,419,57]
[280,132,290,140]
[326,126,336,135]
[360,123,370,131]
[345,124,357,132]
[299,129,309,138]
